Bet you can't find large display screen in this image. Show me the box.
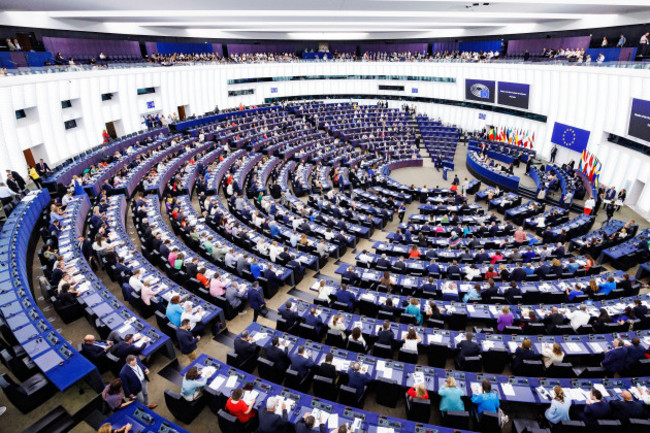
[465,79,496,103]
[497,81,530,109]
[628,98,650,143]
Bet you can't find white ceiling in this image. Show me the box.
[1,0,650,40]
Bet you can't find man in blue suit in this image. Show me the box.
[247,282,265,322]
[305,307,325,336]
[120,355,156,408]
[601,338,627,375]
[265,336,290,371]
[580,388,611,426]
[347,362,372,396]
[335,284,355,311]
[290,345,315,378]
[625,337,647,370]
[342,266,359,286]
[427,259,441,275]
[279,301,300,330]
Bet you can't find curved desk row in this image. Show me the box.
[61,196,174,360]
[104,402,190,433]
[186,353,474,433]
[108,195,225,330]
[0,190,101,391]
[43,127,168,190]
[279,299,650,372]
[243,322,648,405]
[308,278,644,326]
[334,262,631,299]
[466,152,520,192]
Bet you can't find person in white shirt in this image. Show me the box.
[358,250,372,265]
[129,269,145,293]
[402,328,421,352]
[328,313,347,338]
[564,305,590,331]
[317,280,333,301]
[181,302,204,336]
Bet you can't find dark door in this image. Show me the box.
[105,121,117,139]
[23,149,35,167]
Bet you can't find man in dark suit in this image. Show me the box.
[633,298,648,320]
[295,413,326,433]
[552,242,565,259]
[185,257,199,279]
[247,282,266,322]
[427,259,440,275]
[534,261,550,279]
[625,337,646,370]
[376,320,394,347]
[318,353,337,380]
[159,240,171,260]
[119,355,156,408]
[6,170,26,191]
[258,397,290,433]
[336,284,356,311]
[504,281,522,304]
[347,362,372,396]
[580,388,611,426]
[262,266,282,294]
[290,345,315,378]
[543,307,565,333]
[81,334,112,364]
[510,263,527,282]
[234,330,258,360]
[36,159,51,177]
[446,260,461,278]
[481,281,499,302]
[342,266,359,286]
[610,390,645,423]
[266,336,290,371]
[176,319,200,361]
[475,249,491,263]
[601,338,628,375]
[377,254,391,269]
[279,301,300,330]
[392,257,406,272]
[114,256,133,280]
[420,275,437,296]
[305,307,325,336]
[112,334,145,362]
[456,332,480,368]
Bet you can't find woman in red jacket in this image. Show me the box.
[225,388,256,423]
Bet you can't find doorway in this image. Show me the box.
[628,179,645,206]
[23,149,35,167]
[177,105,189,121]
[105,121,118,139]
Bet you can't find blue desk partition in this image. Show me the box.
[0,190,101,391]
[60,196,174,360]
[466,152,520,191]
[242,322,645,406]
[104,402,191,433]
[185,354,475,433]
[172,106,276,132]
[43,127,168,190]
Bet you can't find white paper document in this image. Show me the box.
[208,375,225,391]
[225,375,238,388]
[327,413,338,429]
[501,383,515,396]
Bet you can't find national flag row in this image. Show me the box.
[578,149,602,189]
[488,126,535,149]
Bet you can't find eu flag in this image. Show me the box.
[551,122,590,153]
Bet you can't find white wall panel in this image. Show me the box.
[1,62,650,202]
